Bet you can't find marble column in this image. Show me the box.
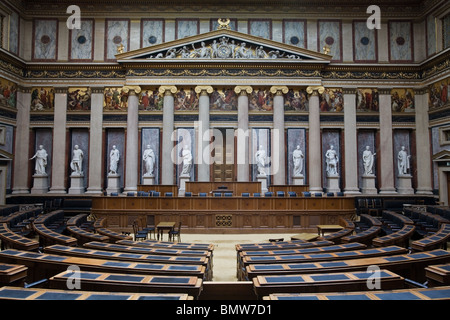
[86,87,104,194]
[48,89,68,194]
[270,86,288,185]
[160,86,177,185]
[235,86,252,182]
[306,86,324,193]
[378,89,397,194]
[343,89,361,194]
[12,87,31,194]
[123,86,141,193]
[414,89,433,194]
[195,85,213,182]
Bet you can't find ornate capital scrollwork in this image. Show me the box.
[306,86,325,96]
[270,86,289,95]
[234,85,253,95]
[194,85,214,95]
[122,85,141,95]
[158,85,178,95]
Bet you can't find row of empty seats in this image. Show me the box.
[110,191,345,197]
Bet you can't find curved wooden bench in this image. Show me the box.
[411,223,450,252]
[0,263,28,286]
[0,223,40,251]
[66,225,109,245]
[372,224,416,248]
[235,240,334,253]
[32,224,78,247]
[0,286,192,300]
[253,269,404,299]
[93,218,133,243]
[340,226,381,246]
[117,239,215,252]
[264,286,450,300]
[49,270,203,299]
[318,228,354,244]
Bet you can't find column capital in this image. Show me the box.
[90,86,105,94]
[413,88,428,95]
[159,85,178,96]
[270,86,289,95]
[306,86,325,96]
[194,85,214,95]
[342,88,356,95]
[234,85,253,95]
[54,87,68,94]
[122,85,141,95]
[378,88,392,95]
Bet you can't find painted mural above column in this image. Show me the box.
[429,78,449,110]
[103,88,128,111]
[391,89,415,113]
[319,88,343,112]
[209,88,237,111]
[0,78,17,109]
[356,89,379,112]
[174,88,199,111]
[30,87,54,111]
[284,89,308,112]
[139,89,163,110]
[249,89,273,112]
[67,88,91,111]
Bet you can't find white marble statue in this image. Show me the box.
[143,145,155,177]
[255,145,267,176]
[109,145,120,175]
[325,145,339,176]
[181,145,192,175]
[398,146,411,175]
[70,145,84,175]
[292,145,304,176]
[29,144,48,175]
[362,146,376,175]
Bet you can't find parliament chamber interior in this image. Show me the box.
[0,0,450,304]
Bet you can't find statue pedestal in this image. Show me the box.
[292,175,305,185]
[397,174,414,194]
[257,175,268,193]
[361,174,378,194]
[68,174,85,194]
[31,174,49,194]
[178,175,190,197]
[106,174,121,194]
[326,174,340,193]
[142,175,155,185]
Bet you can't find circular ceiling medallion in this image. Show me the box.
[360,37,370,45]
[148,36,157,44]
[40,35,51,44]
[396,36,405,46]
[290,36,300,45]
[325,36,334,46]
[77,35,87,44]
[113,35,122,44]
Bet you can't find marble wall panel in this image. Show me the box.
[248,20,272,40]
[70,129,89,186]
[287,128,306,184]
[353,20,377,62]
[141,19,164,48]
[318,20,342,62]
[176,19,199,39]
[69,19,94,61]
[33,19,58,60]
[283,20,306,48]
[322,129,341,186]
[141,128,160,185]
[357,130,376,188]
[210,19,237,31]
[105,19,129,61]
[8,11,19,55]
[176,128,195,184]
[0,77,17,109]
[251,128,270,183]
[427,15,437,57]
[431,126,447,190]
[0,125,14,190]
[106,129,125,189]
[389,21,413,62]
[391,88,415,113]
[393,129,411,186]
[443,14,450,50]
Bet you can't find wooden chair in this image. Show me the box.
[132,220,147,241]
[169,222,182,242]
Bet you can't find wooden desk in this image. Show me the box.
[291,233,320,241]
[317,225,343,236]
[157,222,175,241]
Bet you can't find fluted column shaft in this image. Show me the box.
[123,86,140,192]
[160,86,177,185]
[235,86,252,182]
[307,86,324,192]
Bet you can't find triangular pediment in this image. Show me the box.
[0,149,13,162]
[116,28,332,64]
[433,149,450,162]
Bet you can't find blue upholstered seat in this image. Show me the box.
[253,193,261,197]
[242,193,250,197]
[165,192,173,197]
[302,192,311,197]
[110,192,118,196]
[199,193,207,197]
[276,191,285,197]
[185,192,192,197]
